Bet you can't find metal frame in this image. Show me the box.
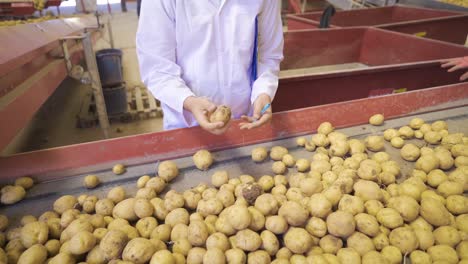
[0,15,114,151]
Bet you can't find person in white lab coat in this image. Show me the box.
[136,0,284,134]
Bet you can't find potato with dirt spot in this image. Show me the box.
[272,161,286,174]
[354,213,379,237]
[278,201,309,227]
[446,195,468,215]
[83,195,98,213]
[188,220,208,247]
[384,129,399,141]
[145,177,166,194]
[209,105,231,125]
[107,186,126,203]
[193,149,214,171]
[122,237,156,264]
[197,199,223,217]
[357,159,381,181]
[260,230,279,256]
[0,185,26,205]
[99,229,128,260]
[338,194,364,216]
[387,196,420,222]
[20,221,49,248]
[376,208,403,229]
[284,227,313,254]
[389,227,419,254]
[254,194,278,216]
[312,134,330,147]
[347,232,375,256]
[136,217,158,238]
[251,147,268,162]
[319,234,342,254]
[308,194,332,219]
[369,114,384,126]
[410,118,424,129]
[353,180,383,202]
[165,208,189,227]
[235,229,262,252]
[95,198,115,216]
[187,247,207,264]
[112,164,126,175]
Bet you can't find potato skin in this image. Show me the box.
[193,150,214,171]
[122,238,156,264]
[209,105,232,126]
[326,211,356,238]
[17,244,47,264]
[100,229,128,260]
[69,231,96,255]
[283,227,313,254]
[20,221,49,248]
[0,185,26,205]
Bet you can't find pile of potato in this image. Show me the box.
[0,116,467,264]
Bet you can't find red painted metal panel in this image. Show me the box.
[0,83,467,181]
[290,6,460,27]
[286,17,321,30]
[276,62,465,112]
[286,7,468,46]
[380,15,468,46]
[281,28,468,71]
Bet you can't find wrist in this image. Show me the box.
[183,96,197,112]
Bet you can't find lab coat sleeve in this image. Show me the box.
[136,0,194,115]
[251,0,284,104]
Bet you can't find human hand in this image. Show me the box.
[239,93,272,130]
[441,57,468,81]
[183,96,229,135]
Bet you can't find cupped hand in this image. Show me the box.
[239,93,272,130]
[183,96,230,135]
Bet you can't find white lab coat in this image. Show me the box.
[136,0,284,130]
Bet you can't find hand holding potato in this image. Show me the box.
[183,96,229,135]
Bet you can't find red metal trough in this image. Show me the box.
[286,6,468,45]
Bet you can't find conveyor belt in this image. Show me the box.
[1,105,467,224]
